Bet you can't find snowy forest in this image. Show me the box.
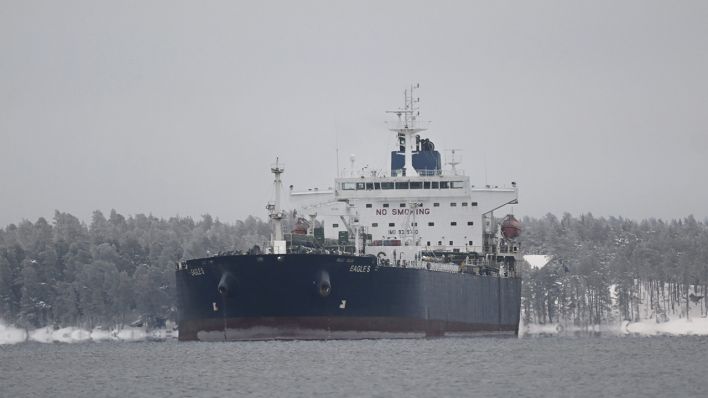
[1,210,707,330]
[520,213,708,328]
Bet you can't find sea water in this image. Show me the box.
[1,336,706,397]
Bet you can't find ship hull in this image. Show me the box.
[176,254,521,341]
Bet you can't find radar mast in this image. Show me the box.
[386,83,428,177]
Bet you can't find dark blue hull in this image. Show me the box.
[176,254,521,341]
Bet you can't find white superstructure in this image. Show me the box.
[289,86,520,275]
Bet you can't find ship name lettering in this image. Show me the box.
[349,265,371,273]
[190,267,205,277]
[376,209,387,215]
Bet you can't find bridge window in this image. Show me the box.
[356,182,365,190]
[342,182,356,190]
[440,181,450,189]
[431,181,439,189]
[381,182,394,190]
[395,182,409,189]
[374,182,381,189]
[410,181,422,189]
[451,181,464,189]
[366,183,374,190]
[423,181,431,189]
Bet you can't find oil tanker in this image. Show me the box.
[176,85,522,341]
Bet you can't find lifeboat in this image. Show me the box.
[501,215,521,239]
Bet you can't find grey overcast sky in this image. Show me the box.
[1,0,707,226]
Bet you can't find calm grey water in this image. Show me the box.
[1,336,706,398]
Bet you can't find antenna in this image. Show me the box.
[483,153,488,186]
[445,149,462,176]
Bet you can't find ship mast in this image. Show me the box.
[267,158,287,254]
[386,83,427,177]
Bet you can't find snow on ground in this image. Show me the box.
[624,317,708,336]
[0,320,177,345]
[521,281,708,337]
[520,316,708,337]
[523,255,552,269]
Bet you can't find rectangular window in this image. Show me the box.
[366,203,372,208]
[428,222,434,226]
[467,221,474,226]
[366,183,374,190]
[395,181,409,189]
[399,203,406,207]
[374,182,381,190]
[388,223,395,227]
[451,181,464,189]
[423,181,431,189]
[383,203,389,208]
[427,241,431,246]
[433,203,440,207]
[468,241,473,246]
[440,181,450,189]
[342,182,356,190]
[381,182,394,190]
[450,202,457,207]
[438,241,442,245]
[471,202,478,206]
[431,181,439,189]
[461,202,468,207]
[333,223,339,228]
[410,181,422,189]
[449,241,453,246]
[451,222,457,226]
[356,182,365,190]
[372,223,378,227]
[412,222,417,226]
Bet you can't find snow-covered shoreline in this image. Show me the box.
[0,321,177,345]
[520,316,708,337]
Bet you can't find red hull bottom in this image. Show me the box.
[179,316,519,341]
